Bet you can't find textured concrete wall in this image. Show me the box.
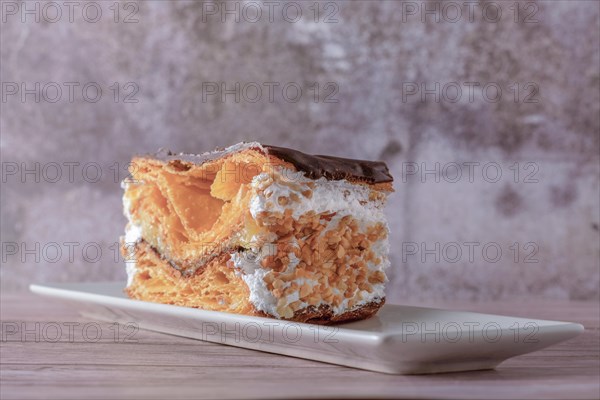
[1,0,599,302]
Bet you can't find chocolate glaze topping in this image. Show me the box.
[151,142,393,184]
[263,145,393,183]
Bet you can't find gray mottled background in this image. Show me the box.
[1,0,599,303]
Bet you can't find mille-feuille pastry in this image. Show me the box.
[121,142,393,324]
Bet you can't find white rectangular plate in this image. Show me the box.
[30,282,583,374]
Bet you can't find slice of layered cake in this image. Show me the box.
[121,142,393,324]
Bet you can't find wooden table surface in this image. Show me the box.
[1,293,598,400]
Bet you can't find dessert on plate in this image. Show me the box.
[121,142,393,324]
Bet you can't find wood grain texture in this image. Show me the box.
[1,294,598,400]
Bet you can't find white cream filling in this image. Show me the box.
[250,168,386,221]
[123,223,142,287]
[122,186,142,287]
[231,245,280,317]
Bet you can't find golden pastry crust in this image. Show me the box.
[124,240,257,315]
